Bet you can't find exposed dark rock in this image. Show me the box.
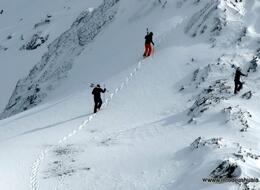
[256,48,260,58]
[188,117,196,124]
[158,0,167,8]
[190,137,224,150]
[247,56,258,72]
[223,106,252,132]
[241,91,253,100]
[188,79,232,117]
[0,45,8,51]
[20,33,49,50]
[233,145,260,163]
[182,63,231,91]
[210,160,241,179]
[179,85,185,91]
[189,137,260,189]
[6,35,12,40]
[34,19,51,29]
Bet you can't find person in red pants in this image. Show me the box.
[143,31,154,57]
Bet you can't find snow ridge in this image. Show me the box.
[185,0,221,37]
[184,0,246,46]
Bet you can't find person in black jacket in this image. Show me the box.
[234,67,247,94]
[143,31,154,57]
[92,84,106,113]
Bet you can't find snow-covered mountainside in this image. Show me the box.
[0,0,119,119]
[0,0,102,113]
[1,0,260,190]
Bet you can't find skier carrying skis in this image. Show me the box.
[234,67,247,94]
[143,29,154,57]
[92,84,106,113]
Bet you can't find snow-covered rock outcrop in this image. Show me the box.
[223,106,252,132]
[188,79,232,118]
[187,60,233,118]
[165,136,260,190]
[183,0,248,47]
[186,137,260,189]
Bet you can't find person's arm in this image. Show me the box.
[240,71,247,76]
[102,88,106,93]
[151,39,154,46]
[92,88,95,95]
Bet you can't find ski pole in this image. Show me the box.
[104,84,106,100]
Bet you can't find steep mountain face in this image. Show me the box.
[183,0,250,47]
[0,0,119,119]
[184,0,225,39]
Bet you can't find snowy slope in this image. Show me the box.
[1,0,260,190]
[0,0,102,112]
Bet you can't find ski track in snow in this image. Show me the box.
[30,58,146,190]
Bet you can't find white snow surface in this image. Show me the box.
[1,0,260,190]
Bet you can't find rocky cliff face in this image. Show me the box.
[0,0,120,119]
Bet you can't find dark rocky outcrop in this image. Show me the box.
[188,79,232,117]
[20,33,49,50]
[223,106,252,132]
[210,160,241,179]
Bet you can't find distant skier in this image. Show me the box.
[143,29,154,58]
[92,84,106,113]
[234,67,247,94]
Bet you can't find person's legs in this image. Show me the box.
[97,99,103,110]
[147,44,152,56]
[94,100,98,113]
[234,81,238,94]
[234,81,243,94]
[143,44,150,57]
[143,45,147,57]
[237,81,243,91]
